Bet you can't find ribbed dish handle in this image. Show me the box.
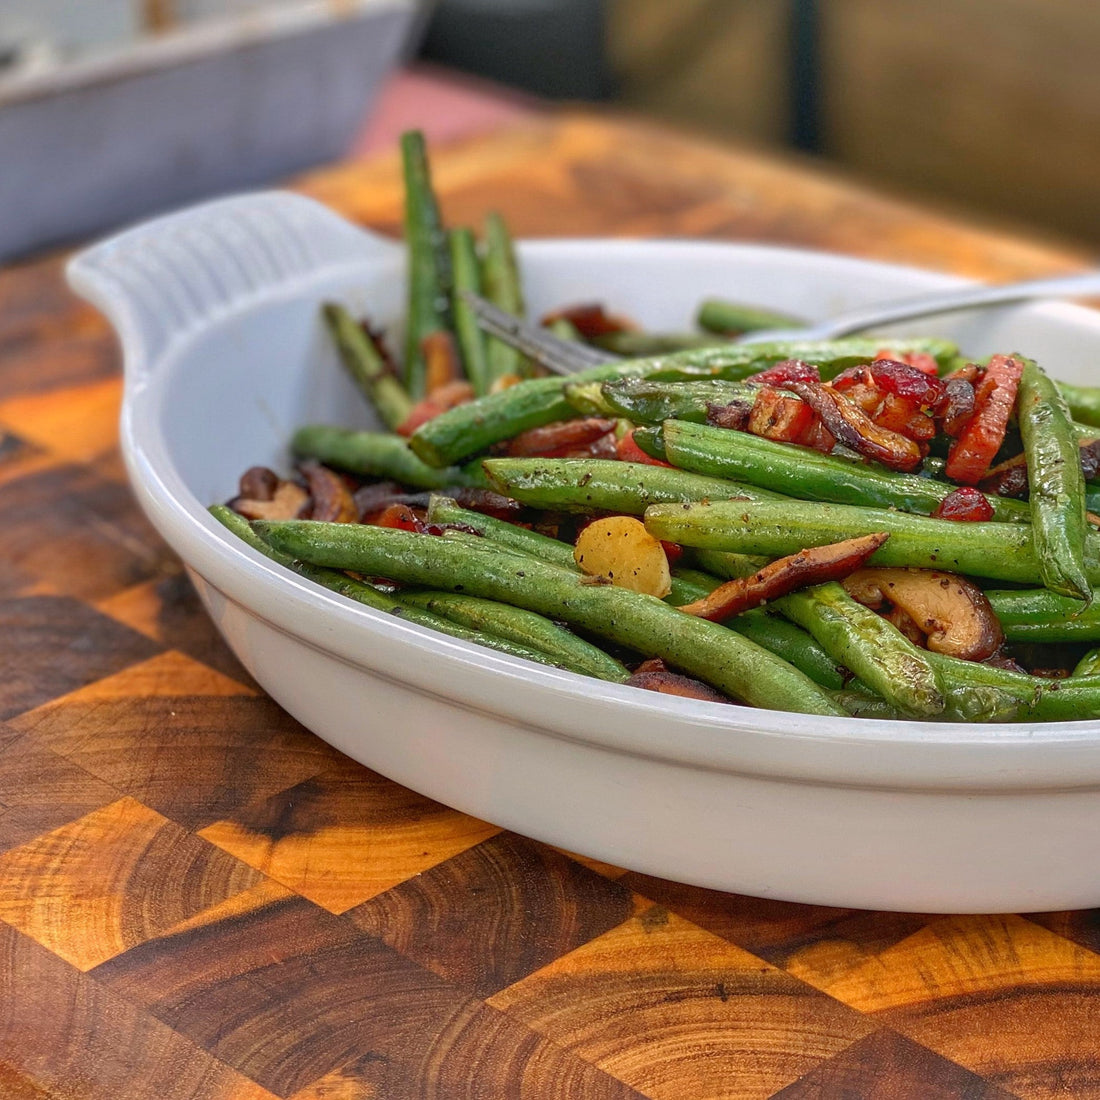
[66,191,399,372]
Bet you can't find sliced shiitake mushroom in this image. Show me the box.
[843,567,1003,661]
[780,380,924,472]
[679,532,889,623]
[300,460,358,523]
[238,466,280,502]
[626,659,733,703]
[230,467,308,521]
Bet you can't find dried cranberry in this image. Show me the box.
[932,487,995,522]
[834,359,944,405]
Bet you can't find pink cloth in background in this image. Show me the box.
[353,64,539,158]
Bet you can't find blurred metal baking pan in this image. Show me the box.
[0,0,427,260]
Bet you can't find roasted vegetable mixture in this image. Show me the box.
[214,131,1100,722]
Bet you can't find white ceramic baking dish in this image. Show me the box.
[68,192,1100,913]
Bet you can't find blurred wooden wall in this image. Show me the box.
[609,0,1100,246]
[608,0,791,149]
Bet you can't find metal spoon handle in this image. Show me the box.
[460,290,619,375]
[811,270,1100,340]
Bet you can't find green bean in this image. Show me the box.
[400,590,628,682]
[431,494,703,609]
[936,663,1100,721]
[925,650,1100,722]
[449,227,491,396]
[427,494,577,566]
[400,130,452,399]
[1057,382,1100,428]
[563,380,620,417]
[442,521,850,692]
[732,611,846,690]
[1023,680,1100,721]
[411,375,578,467]
[601,379,759,425]
[321,303,412,431]
[655,419,1031,522]
[832,690,906,719]
[666,566,721,594]
[409,337,957,468]
[922,653,1038,722]
[482,211,528,383]
[630,426,670,462]
[482,457,786,515]
[776,582,944,717]
[1017,357,1091,601]
[985,588,1100,643]
[590,336,958,381]
[458,458,493,490]
[645,498,1100,586]
[212,504,398,610]
[255,521,847,716]
[688,547,770,580]
[592,331,726,356]
[666,566,845,688]
[209,507,586,673]
[697,298,805,335]
[292,425,471,489]
[1073,649,1100,677]
[599,340,964,424]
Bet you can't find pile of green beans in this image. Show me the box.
[393,129,535,403]
[211,128,1100,724]
[643,498,1100,586]
[646,419,1030,521]
[409,336,958,467]
[210,506,609,677]
[254,519,846,716]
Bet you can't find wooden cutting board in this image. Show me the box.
[1,110,1098,1100]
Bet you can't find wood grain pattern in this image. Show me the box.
[9,663,342,830]
[0,461,172,600]
[350,832,635,996]
[96,572,262,686]
[294,113,1091,283]
[0,734,120,856]
[0,595,162,720]
[771,1028,1020,1100]
[93,889,477,1097]
[0,376,122,464]
[796,914,1100,1100]
[0,797,263,970]
[1,111,1099,1098]
[199,760,501,914]
[0,921,280,1100]
[619,871,932,972]
[488,902,875,1100]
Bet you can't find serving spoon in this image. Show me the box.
[743,270,1100,345]
[462,270,1100,376]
